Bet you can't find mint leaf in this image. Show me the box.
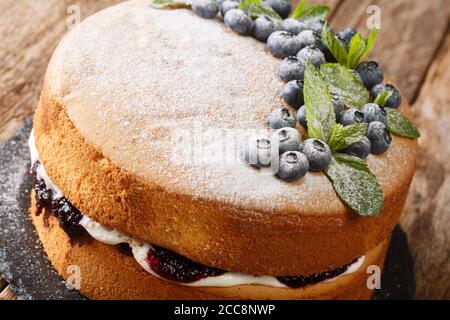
[347,28,379,69]
[373,91,392,107]
[326,153,383,217]
[320,63,370,109]
[323,26,379,69]
[239,0,282,21]
[347,33,366,69]
[151,0,191,9]
[360,28,379,60]
[291,0,329,20]
[385,108,420,139]
[290,0,307,19]
[304,63,335,142]
[299,5,330,21]
[322,23,348,66]
[328,123,368,152]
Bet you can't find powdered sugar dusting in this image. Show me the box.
[44,0,416,214]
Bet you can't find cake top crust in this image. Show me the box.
[45,0,416,215]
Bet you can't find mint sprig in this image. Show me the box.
[326,153,383,217]
[304,64,383,217]
[321,23,348,66]
[303,63,335,142]
[385,108,420,139]
[328,123,368,152]
[322,23,379,69]
[290,0,330,21]
[320,63,369,109]
[239,0,282,21]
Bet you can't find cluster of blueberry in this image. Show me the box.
[189,0,403,182]
[247,25,402,181]
[245,109,333,181]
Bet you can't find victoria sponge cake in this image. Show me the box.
[29,0,418,299]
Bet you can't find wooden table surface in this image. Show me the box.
[0,0,449,300]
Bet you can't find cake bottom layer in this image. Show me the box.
[30,197,389,300]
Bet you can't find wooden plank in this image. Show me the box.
[0,0,122,142]
[0,276,7,292]
[329,0,449,103]
[400,31,450,300]
[0,286,16,300]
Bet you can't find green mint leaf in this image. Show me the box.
[304,63,335,142]
[299,5,330,21]
[321,23,348,66]
[373,91,392,107]
[239,0,282,21]
[347,33,366,69]
[326,153,383,217]
[291,0,329,20]
[290,0,307,19]
[328,123,368,152]
[151,0,191,9]
[360,28,379,60]
[385,108,420,139]
[320,63,370,109]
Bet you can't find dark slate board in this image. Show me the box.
[0,119,415,300]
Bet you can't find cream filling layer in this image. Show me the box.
[29,130,365,288]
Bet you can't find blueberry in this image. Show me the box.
[244,135,272,167]
[267,108,296,129]
[253,16,279,42]
[282,80,304,108]
[296,46,326,68]
[296,105,307,128]
[280,18,307,35]
[299,139,332,172]
[304,19,333,34]
[220,0,238,17]
[336,28,356,49]
[371,84,402,109]
[331,93,344,120]
[277,151,309,181]
[366,121,392,154]
[296,30,325,51]
[356,61,384,89]
[264,0,292,19]
[192,0,220,19]
[279,56,305,82]
[267,31,302,58]
[339,108,364,126]
[361,103,387,125]
[273,127,302,154]
[342,137,371,159]
[224,9,254,35]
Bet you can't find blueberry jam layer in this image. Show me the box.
[32,162,84,239]
[147,245,226,283]
[29,132,365,289]
[32,170,364,288]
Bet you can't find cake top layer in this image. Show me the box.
[46,0,416,215]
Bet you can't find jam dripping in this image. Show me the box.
[146,244,226,283]
[32,161,84,240]
[276,259,358,288]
